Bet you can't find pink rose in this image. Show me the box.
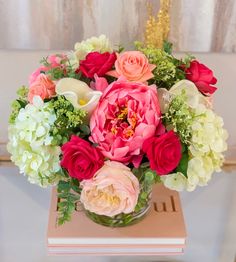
[29,54,67,85]
[106,51,156,82]
[80,161,140,217]
[28,74,56,103]
[90,80,161,167]
[143,131,182,175]
[60,135,104,181]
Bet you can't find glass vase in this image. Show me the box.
[84,173,153,227]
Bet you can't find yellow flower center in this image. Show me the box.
[124,128,134,138]
[94,186,121,206]
[79,98,87,105]
[117,107,128,120]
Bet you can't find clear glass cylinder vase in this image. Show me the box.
[84,178,153,227]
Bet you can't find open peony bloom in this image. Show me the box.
[80,161,140,217]
[106,51,156,82]
[56,78,102,116]
[90,79,161,167]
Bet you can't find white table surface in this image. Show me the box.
[0,166,235,262]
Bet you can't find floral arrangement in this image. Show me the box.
[8,35,227,226]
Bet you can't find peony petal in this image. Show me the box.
[106,70,120,78]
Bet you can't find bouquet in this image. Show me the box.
[8,35,228,227]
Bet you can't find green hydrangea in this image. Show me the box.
[49,96,87,145]
[164,93,194,144]
[9,86,29,124]
[135,42,185,88]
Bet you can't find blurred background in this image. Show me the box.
[0,0,236,52]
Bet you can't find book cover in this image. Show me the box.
[47,184,186,255]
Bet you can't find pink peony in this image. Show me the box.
[28,74,56,103]
[90,80,161,167]
[90,74,109,92]
[106,51,156,82]
[80,161,140,217]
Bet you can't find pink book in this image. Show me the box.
[47,184,187,255]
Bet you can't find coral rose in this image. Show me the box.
[79,51,116,78]
[60,135,104,181]
[143,130,182,175]
[90,80,161,167]
[28,74,56,103]
[106,51,156,82]
[185,60,217,95]
[80,161,140,217]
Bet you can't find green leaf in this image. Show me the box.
[71,178,81,194]
[80,124,90,135]
[163,40,173,54]
[144,170,155,183]
[56,178,81,225]
[182,53,195,68]
[176,152,189,177]
[140,192,148,200]
[57,180,71,193]
[181,143,187,153]
[140,162,150,169]
[115,44,125,53]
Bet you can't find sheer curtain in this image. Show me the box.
[0,0,235,52]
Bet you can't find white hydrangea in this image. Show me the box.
[161,80,228,192]
[7,96,62,187]
[161,172,187,192]
[189,105,228,157]
[69,35,113,69]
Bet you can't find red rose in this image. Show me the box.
[60,135,104,181]
[185,60,217,95]
[79,52,116,78]
[143,131,182,175]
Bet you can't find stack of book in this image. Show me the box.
[47,184,186,256]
